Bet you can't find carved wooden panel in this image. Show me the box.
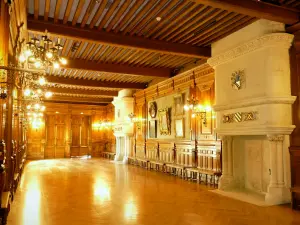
[45,115,67,158]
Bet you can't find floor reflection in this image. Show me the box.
[7,158,300,225]
[22,177,41,225]
[93,178,111,205]
[124,195,137,221]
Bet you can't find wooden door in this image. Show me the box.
[70,115,90,157]
[45,115,66,158]
[45,115,56,158]
[56,115,66,158]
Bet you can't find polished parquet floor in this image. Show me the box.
[7,158,300,225]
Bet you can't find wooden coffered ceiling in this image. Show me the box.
[25,0,300,105]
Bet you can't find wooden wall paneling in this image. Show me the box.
[45,115,56,158]
[71,115,81,157]
[290,35,300,208]
[55,115,66,158]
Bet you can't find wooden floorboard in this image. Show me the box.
[7,158,300,225]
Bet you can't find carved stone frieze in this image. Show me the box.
[223,111,258,123]
[207,33,294,68]
[267,135,284,142]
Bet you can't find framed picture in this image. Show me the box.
[158,108,171,135]
[175,119,184,138]
[200,111,213,135]
[149,120,157,138]
[174,94,184,116]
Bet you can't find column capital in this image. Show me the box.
[267,134,284,142]
[218,135,232,141]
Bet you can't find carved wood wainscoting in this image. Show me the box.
[166,141,195,177]
[186,142,222,186]
[145,141,158,169]
[134,141,147,167]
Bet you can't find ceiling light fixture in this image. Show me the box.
[19,30,67,69]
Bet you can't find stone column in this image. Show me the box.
[114,137,122,161]
[218,135,235,190]
[265,135,289,204]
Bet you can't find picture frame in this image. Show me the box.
[158,108,171,135]
[148,120,157,138]
[175,119,184,138]
[174,94,184,116]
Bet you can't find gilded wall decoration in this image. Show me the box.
[231,70,245,90]
[158,108,171,135]
[223,111,258,123]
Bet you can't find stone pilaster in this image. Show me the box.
[218,135,236,190]
[265,135,290,204]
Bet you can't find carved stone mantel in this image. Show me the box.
[209,20,295,205]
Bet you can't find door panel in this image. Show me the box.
[45,115,56,158]
[70,115,91,157]
[45,115,67,158]
[56,124,66,158]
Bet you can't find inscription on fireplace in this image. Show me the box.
[223,111,258,123]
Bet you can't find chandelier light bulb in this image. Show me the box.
[41,106,46,111]
[27,112,31,116]
[45,91,52,98]
[37,89,42,94]
[33,113,37,118]
[25,49,32,57]
[34,60,41,68]
[46,51,53,59]
[192,113,196,118]
[38,77,46,85]
[26,105,31,109]
[53,62,60,69]
[60,58,67,65]
[184,105,189,111]
[39,113,43,117]
[24,89,31,96]
[19,54,26,63]
[34,103,40,110]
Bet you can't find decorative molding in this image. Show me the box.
[215,125,295,136]
[267,134,284,142]
[223,111,258,123]
[214,96,296,112]
[207,33,294,68]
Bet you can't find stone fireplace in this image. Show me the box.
[207,19,296,205]
[112,89,134,164]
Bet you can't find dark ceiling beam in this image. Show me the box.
[63,59,171,78]
[193,0,299,25]
[43,100,108,106]
[286,22,300,33]
[46,75,147,89]
[47,87,118,97]
[44,96,113,104]
[27,16,211,59]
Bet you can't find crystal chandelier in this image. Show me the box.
[19,30,67,69]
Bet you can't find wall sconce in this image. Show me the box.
[184,97,211,127]
[127,113,136,123]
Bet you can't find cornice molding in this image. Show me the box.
[213,96,296,112]
[207,33,294,68]
[215,125,295,136]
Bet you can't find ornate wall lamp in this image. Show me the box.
[184,96,211,127]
